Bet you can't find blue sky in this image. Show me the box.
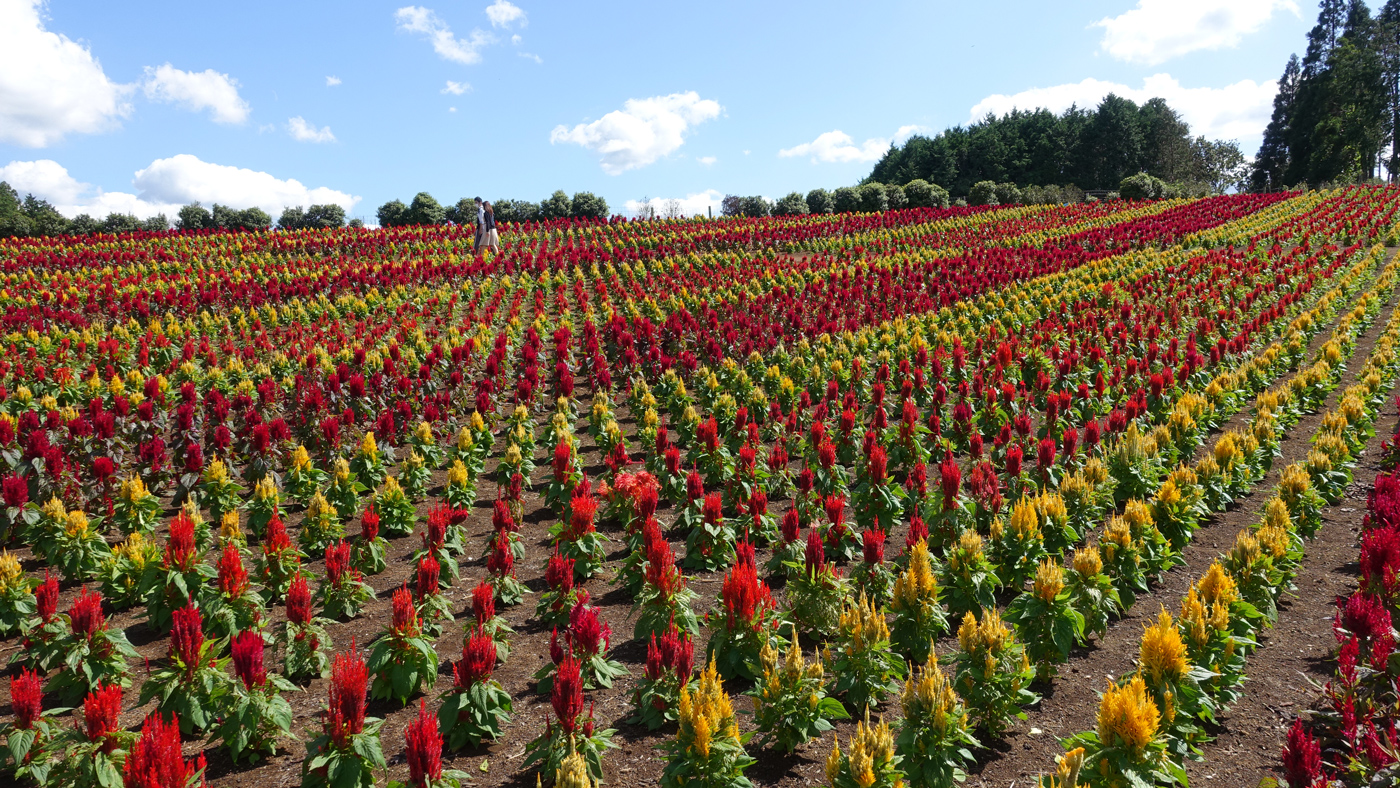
[0,0,1318,222]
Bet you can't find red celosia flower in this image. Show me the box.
[907,514,929,548]
[867,444,888,484]
[69,587,106,639]
[286,572,312,625]
[359,507,380,542]
[863,528,886,565]
[804,528,826,578]
[217,543,249,599]
[405,699,443,788]
[781,508,801,544]
[545,551,575,593]
[325,540,353,586]
[1281,718,1323,788]
[170,601,204,676]
[486,529,514,577]
[568,485,598,538]
[492,499,515,533]
[231,630,267,690]
[702,492,723,526]
[263,513,293,554]
[685,470,704,503]
[1336,592,1391,644]
[824,495,845,526]
[9,668,43,729]
[1,474,26,508]
[35,570,58,622]
[567,600,610,657]
[1037,437,1056,475]
[83,683,122,751]
[326,644,368,748]
[423,506,448,552]
[123,711,197,788]
[416,555,440,601]
[165,512,197,570]
[471,580,495,625]
[553,439,573,482]
[735,536,756,569]
[454,625,496,687]
[392,585,419,635]
[551,655,584,733]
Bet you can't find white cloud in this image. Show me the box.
[1093,0,1298,66]
[779,130,890,164]
[550,91,722,175]
[894,124,931,142]
[326,75,342,86]
[1,156,360,219]
[287,116,335,143]
[969,73,1277,141]
[511,34,521,44]
[625,189,723,218]
[395,6,494,65]
[442,80,470,95]
[448,107,457,113]
[485,0,526,28]
[519,52,543,64]
[133,154,359,215]
[0,0,133,147]
[698,156,717,167]
[142,64,250,124]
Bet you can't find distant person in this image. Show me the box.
[473,197,485,252]
[483,201,500,253]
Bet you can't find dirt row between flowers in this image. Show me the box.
[0,252,1385,788]
[965,252,1400,788]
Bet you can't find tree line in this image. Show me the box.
[0,181,362,238]
[863,96,1248,200]
[375,189,609,228]
[1252,0,1400,190]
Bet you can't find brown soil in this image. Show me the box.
[4,259,1394,788]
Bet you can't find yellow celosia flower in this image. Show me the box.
[957,607,1011,656]
[1034,560,1064,604]
[892,540,938,612]
[552,751,595,788]
[456,426,474,452]
[65,510,90,537]
[1008,499,1040,539]
[1072,545,1103,577]
[0,550,23,593]
[504,444,523,466]
[447,459,470,487]
[359,432,378,460]
[1039,747,1086,788]
[254,475,279,502]
[1096,675,1159,754]
[291,445,313,472]
[332,458,351,484]
[839,593,890,655]
[1139,609,1187,683]
[220,511,241,541]
[1197,562,1238,608]
[414,421,434,445]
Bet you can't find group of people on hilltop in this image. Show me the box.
[470,196,500,253]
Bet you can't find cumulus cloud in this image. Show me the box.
[395,6,494,65]
[442,80,470,95]
[779,130,891,164]
[326,75,342,86]
[968,73,1277,142]
[518,52,543,64]
[287,116,335,143]
[142,64,250,124]
[1,155,361,219]
[0,0,133,147]
[698,156,717,166]
[550,91,722,175]
[894,124,931,142]
[1093,0,1298,65]
[625,189,723,218]
[485,0,526,28]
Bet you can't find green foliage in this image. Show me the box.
[540,189,572,219]
[832,186,861,213]
[570,191,609,219]
[772,191,809,216]
[405,192,446,225]
[967,181,999,206]
[948,607,1038,736]
[858,182,888,212]
[805,188,834,214]
[376,199,408,228]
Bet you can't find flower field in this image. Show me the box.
[0,186,1399,788]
